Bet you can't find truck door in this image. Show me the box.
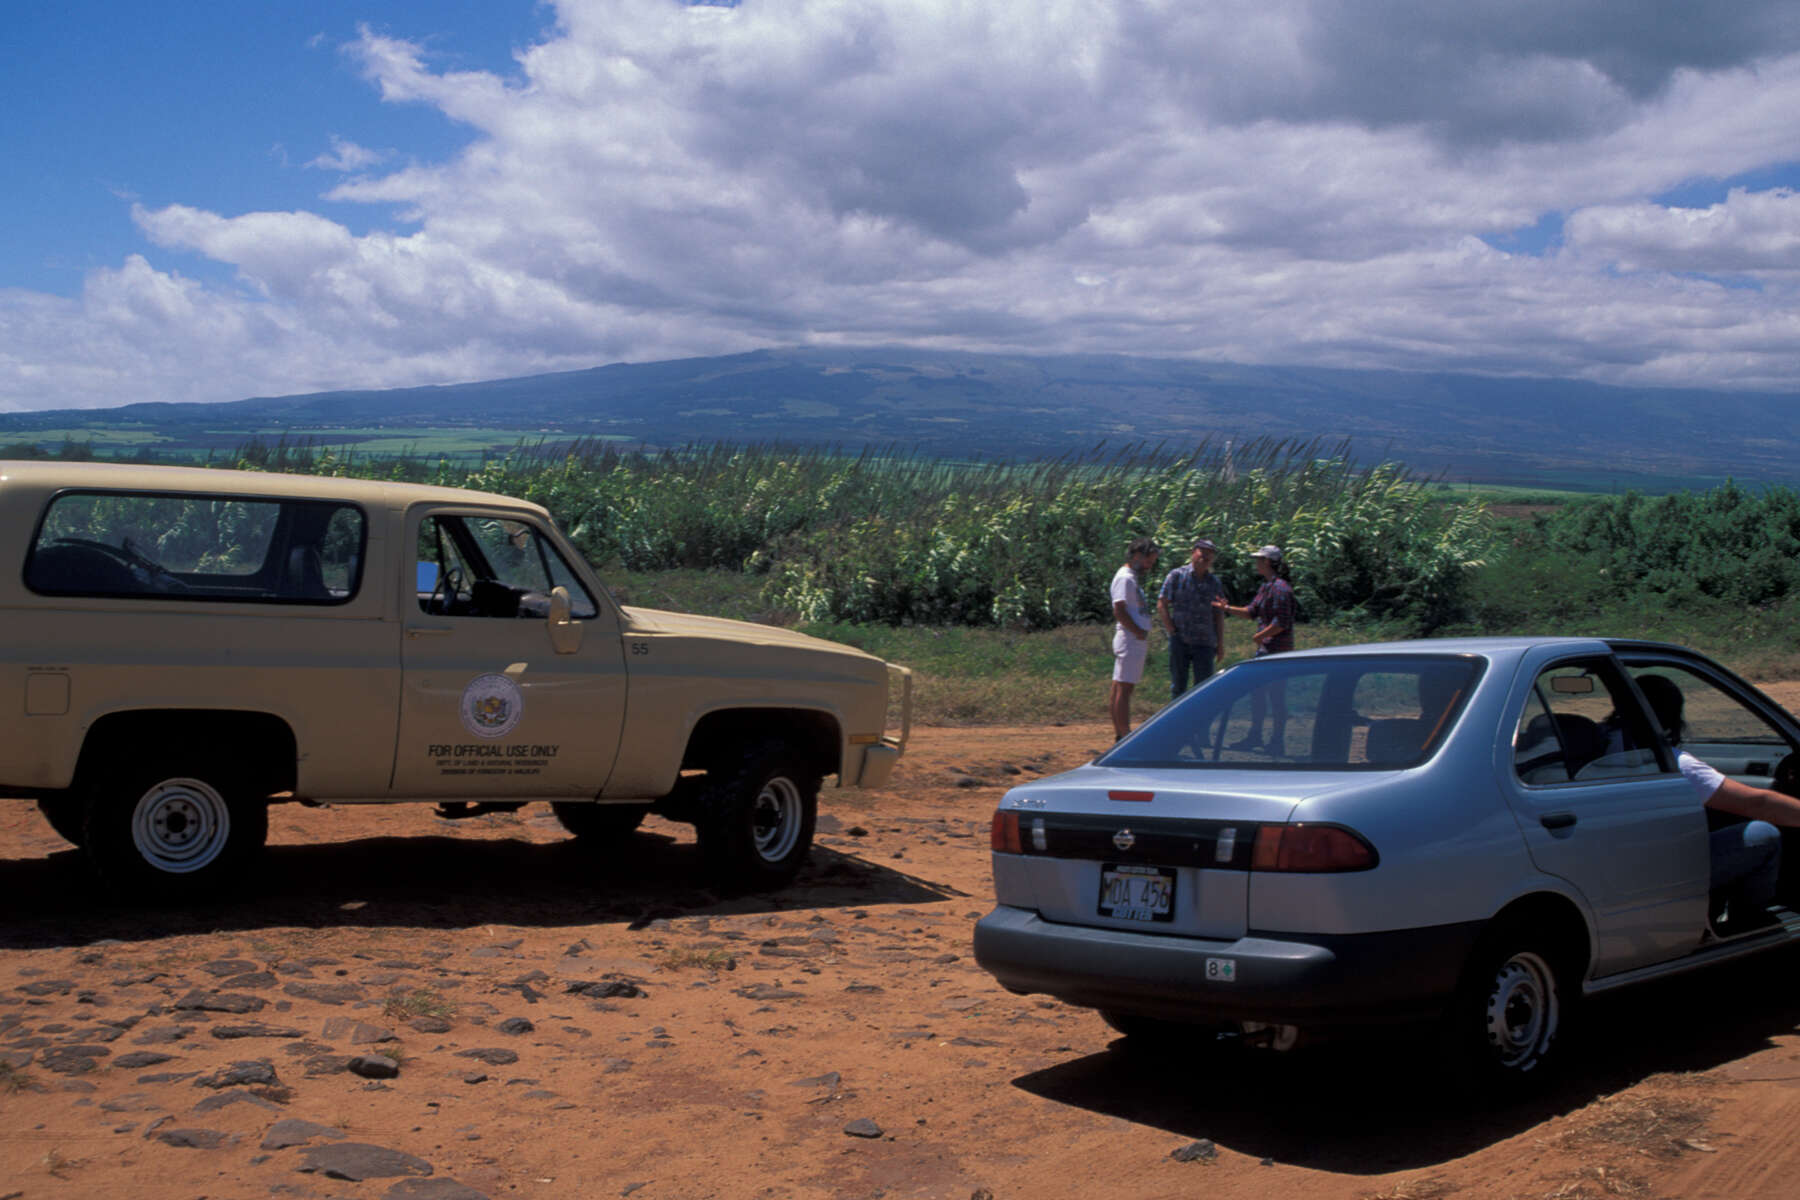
[392,507,627,797]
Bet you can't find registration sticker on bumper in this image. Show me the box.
[1205,957,1237,982]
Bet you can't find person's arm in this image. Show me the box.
[1113,599,1147,639]
[1157,595,1174,635]
[1212,589,1226,656]
[1705,776,1800,827]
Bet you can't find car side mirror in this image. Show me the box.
[547,585,582,655]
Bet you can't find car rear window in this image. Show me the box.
[24,490,366,605]
[1100,653,1486,769]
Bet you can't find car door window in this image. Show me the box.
[1514,658,1661,785]
[1627,664,1794,784]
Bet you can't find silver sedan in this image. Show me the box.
[974,637,1800,1086]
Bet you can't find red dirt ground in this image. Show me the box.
[6,706,1800,1199]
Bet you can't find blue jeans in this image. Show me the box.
[1711,819,1782,912]
[1169,638,1216,699]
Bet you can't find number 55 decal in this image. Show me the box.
[629,641,651,656]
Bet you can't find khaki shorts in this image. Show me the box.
[1112,628,1148,683]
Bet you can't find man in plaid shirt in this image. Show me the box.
[1156,537,1229,698]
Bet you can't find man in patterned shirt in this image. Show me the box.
[1156,537,1228,698]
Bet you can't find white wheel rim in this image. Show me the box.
[751,775,803,862]
[131,777,231,874]
[1484,951,1559,1070]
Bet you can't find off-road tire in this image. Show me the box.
[695,739,820,891]
[81,761,268,900]
[550,802,649,841]
[36,796,86,847]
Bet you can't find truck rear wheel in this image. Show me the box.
[696,740,819,891]
[551,802,648,841]
[82,762,268,899]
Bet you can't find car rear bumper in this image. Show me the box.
[973,904,1483,1027]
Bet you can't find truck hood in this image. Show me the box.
[621,606,883,661]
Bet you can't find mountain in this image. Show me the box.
[3,347,1796,489]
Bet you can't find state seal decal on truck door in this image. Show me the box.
[460,673,524,739]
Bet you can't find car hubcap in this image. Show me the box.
[751,775,802,862]
[131,778,230,873]
[1484,951,1558,1070]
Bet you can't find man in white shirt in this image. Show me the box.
[1641,675,1800,930]
[1109,538,1160,741]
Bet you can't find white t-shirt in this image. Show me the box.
[1111,564,1151,635]
[1677,751,1725,803]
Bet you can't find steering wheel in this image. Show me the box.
[429,565,465,615]
[120,536,189,591]
[1774,752,1800,797]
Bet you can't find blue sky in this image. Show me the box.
[4,2,544,295]
[5,1,1800,411]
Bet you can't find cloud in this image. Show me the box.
[6,0,1800,411]
[305,135,391,173]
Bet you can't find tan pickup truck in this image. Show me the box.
[0,461,911,899]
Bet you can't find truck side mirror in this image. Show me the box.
[547,585,582,655]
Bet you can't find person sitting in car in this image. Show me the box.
[1638,675,1800,931]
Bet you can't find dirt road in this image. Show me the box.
[5,717,1800,1199]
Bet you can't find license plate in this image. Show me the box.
[1097,863,1176,922]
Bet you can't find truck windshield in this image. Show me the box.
[1100,654,1486,770]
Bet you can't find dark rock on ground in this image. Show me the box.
[297,1141,434,1181]
[283,982,365,1005]
[454,1048,519,1066]
[211,1023,304,1040]
[565,980,644,999]
[174,990,266,1014]
[262,1117,348,1150]
[156,1127,232,1149]
[194,1090,283,1115]
[844,1118,884,1138]
[39,1045,110,1074]
[1171,1139,1218,1163]
[349,1054,400,1079]
[194,1059,280,1089]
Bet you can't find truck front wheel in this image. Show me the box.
[82,763,268,899]
[696,741,820,891]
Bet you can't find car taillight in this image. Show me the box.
[991,810,1023,854]
[1251,823,1378,872]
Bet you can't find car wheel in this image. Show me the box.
[696,740,819,891]
[551,802,649,841]
[36,796,86,847]
[82,764,268,899]
[1449,931,1572,1089]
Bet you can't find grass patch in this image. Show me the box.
[382,988,458,1022]
[1363,1178,1457,1200]
[658,947,738,971]
[1557,1081,1716,1161]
